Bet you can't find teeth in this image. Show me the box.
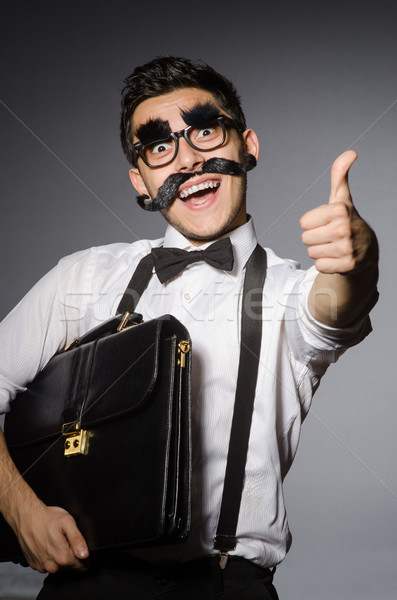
[179,180,220,199]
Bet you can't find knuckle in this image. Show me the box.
[334,222,351,240]
[331,202,349,218]
[52,547,75,568]
[315,259,331,273]
[307,246,317,259]
[57,507,70,520]
[340,238,353,255]
[62,515,74,529]
[344,256,356,271]
[57,555,73,568]
[30,560,46,574]
[43,560,59,574]
[59,512,76,531]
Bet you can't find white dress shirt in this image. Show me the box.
[0,217,371,567]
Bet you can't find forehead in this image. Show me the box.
[132,88,222,137]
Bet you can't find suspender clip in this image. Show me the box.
[213,534,236,569]
[219,551,229,569]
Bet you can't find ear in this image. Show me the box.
[242,129,259,161]
[129,168,150,197]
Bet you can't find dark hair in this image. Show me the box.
[120,56,247,167]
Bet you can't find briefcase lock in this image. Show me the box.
[62,422,89,457]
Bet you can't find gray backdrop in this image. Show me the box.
[1,1,396,598]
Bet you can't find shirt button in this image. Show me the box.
[183,292,191,301]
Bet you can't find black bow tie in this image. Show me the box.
[151,237,234,284]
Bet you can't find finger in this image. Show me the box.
[300,204,333,231]
[61,516,89,560]
[41,559,60,575]
[302,223,335,246]
[329,149,357,205]
[307,240,353,260]
[314,255,356,274]
[302,206,351,245]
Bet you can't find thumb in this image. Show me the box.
[62,517,89,559]
[329,149,357,205]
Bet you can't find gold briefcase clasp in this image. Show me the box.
[62,422,89,457]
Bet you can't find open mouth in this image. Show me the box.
[178,178,221,207]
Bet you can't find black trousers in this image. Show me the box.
[36,552,279,599]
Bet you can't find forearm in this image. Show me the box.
[308,229,379,327]
[0,427,41,530]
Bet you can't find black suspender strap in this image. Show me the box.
[117,243,268,569]
[116,252,154,315]
[213,243,267,568]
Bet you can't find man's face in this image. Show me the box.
[129,88,259,245]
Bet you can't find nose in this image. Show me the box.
[174,137,205,172]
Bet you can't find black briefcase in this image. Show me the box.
[0,312,192,563]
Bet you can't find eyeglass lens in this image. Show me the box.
[142,121,226,167]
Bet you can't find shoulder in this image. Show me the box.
[56,238,164,287]
[263,247,300,271]
[59,237,164,265]
[261,246,307,296]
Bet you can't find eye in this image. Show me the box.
[197,126,216,138]
[190,124,221,147]
[151,141,172,154]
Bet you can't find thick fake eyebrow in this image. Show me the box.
[135,118,171,145]
[180,102,221,128]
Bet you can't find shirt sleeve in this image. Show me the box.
[285,265,372,377]
[0,249,91,414]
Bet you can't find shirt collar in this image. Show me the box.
[162,216,258,275]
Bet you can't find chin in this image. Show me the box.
[183,229,228,243]
[161,212,246,244]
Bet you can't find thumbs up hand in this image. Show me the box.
[300,150,373,275]
[300,151,379,326]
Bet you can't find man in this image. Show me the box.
[0,56,378,598]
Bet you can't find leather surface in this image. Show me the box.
[0,314,191,563]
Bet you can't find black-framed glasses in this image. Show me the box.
[133,115,239,168]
